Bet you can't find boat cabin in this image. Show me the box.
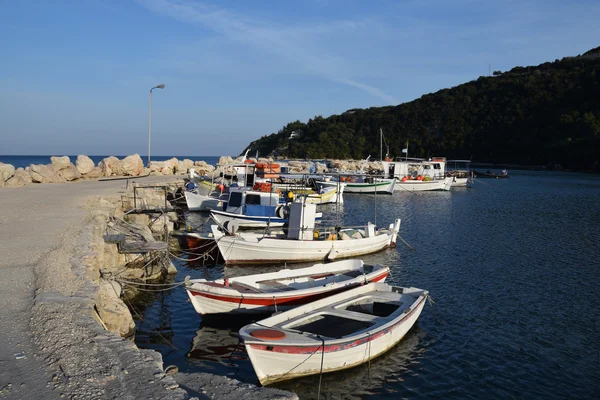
[224,189,283,215]
[445,159,472,179]
[382,157,447,180]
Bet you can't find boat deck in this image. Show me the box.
[280,291,407,339]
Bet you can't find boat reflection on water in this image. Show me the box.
[186,315,254,379]
[273,327,426,399]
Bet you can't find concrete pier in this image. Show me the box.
[0,177,297,400]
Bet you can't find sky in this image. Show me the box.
[1,0,599,157]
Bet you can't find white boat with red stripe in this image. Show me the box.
[184,259,389,315]
[239,282,428,386]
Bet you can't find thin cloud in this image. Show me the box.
[137,0,399,104]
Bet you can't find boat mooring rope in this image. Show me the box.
[317,335,325,400]
[397,234,415,250]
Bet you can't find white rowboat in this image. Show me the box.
[239,282,428,385]
[184,259,389,315]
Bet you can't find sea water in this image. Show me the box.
[130,170,600,399]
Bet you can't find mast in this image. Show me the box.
[380,128,383,161]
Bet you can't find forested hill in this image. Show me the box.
[244,47,600,171]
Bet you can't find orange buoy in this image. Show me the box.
[417,175,424,181]
[401,177,408,182]
[249,329,286,340]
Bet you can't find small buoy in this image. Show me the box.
[287,191,294,199]
[401,177,408,182]
[249,329,286,340]
[217,184,225,192]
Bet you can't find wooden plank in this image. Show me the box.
[118,241,168,254]
[103,234,125,244]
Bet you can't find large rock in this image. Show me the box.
[218,156,235,165]
[178,159,194,174]
[315,162,328,173]
[50,156,71,170]
[29,164,66,184]
[58,163,82,181]
[148,160,165,174]
[0,162,15,184]
[99,156,123,177]
[4,168,32,187]
[75,155,95,174]
[121,154,144,176]
[83,166,103,179]
[160,158,179,175]
[95,280,136,338]
[192,160,215,174]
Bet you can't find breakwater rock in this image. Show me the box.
[0,154,215,188]
[1,154,387,188]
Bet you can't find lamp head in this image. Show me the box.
[156,84,165,89]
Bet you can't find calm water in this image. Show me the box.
[131,170,600,400]
[0,155,221,169]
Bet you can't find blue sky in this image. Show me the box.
[1,0,598,156]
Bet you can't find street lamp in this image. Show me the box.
[148,84,165,168]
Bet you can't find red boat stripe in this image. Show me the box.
[190,271,388,306]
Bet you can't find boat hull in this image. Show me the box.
[241,284,428,385]
[394,177,452,192]
[318,179,395,194]
[303,185,344,205]
[449,177,471,187]
[185,269,388,315]
[211,220,400,264]
[184,191,226,211]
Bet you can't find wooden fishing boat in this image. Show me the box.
[382,156,452,191]
[184,259,389,315]
[210,217,401,264]
[239,282,429,385]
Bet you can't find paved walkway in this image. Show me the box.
[0,176,180,399]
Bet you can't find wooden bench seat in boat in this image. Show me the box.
[255,280,296,292]
[229,282,264,293]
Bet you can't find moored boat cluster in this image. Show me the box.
[174,156,475,386]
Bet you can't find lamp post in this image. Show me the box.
[148,84,165,168]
